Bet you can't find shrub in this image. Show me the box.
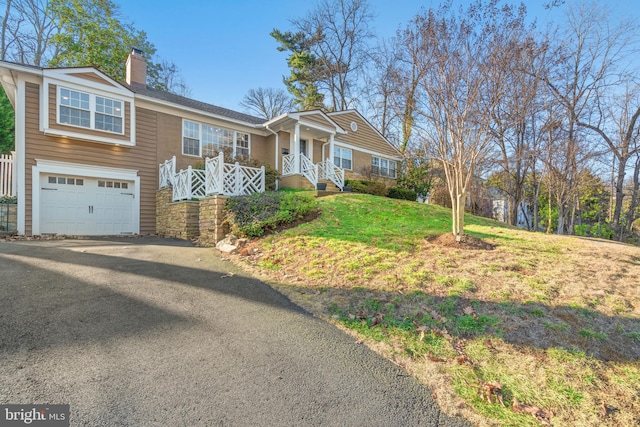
[225,191,317,237]
[345,179,388,197]
[387,187,417,201]
[573,224,591,236]
[0,195,17,204]
[590,222,615,239]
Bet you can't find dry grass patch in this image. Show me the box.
[228,194,640,426]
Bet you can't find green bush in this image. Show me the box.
[590,222,615,240]
[345,179,388,197]
[573,224,591,236]
[387,187,417,201]
[0,195,16,204]
[225,191,317,237]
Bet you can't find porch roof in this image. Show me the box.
[264,110,347,139]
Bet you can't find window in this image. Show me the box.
[334,147,352,170]
[58,87,124,134]
[183,120,251,158]
[236,132,249,157]
[372,156,397,178]
[183,121,200,156]
[48,176,84,186]
[95,96,123,133]
[59,88,90,128]
[202,125,233,157]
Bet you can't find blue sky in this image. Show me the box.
[118,1,634,113]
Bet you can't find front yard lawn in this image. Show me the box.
[230,194,640,427]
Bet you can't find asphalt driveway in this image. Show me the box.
[0,238,469,426]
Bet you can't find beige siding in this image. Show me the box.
[250,134,273,166]
[25,82,157,235]
[330,112,399,158]
[68,72,118,87]
[48,84,132,142]
[300,112,334,129]
[277,131,291,173]
[154,111,185,168]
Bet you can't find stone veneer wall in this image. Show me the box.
[155,187,200,240]
[198,196,229,247]
[0,203,17,232]
[156,187,228,246]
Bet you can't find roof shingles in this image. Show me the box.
[123,83,266,126]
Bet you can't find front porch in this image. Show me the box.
[266,110,346,191]
[281,153,344,191]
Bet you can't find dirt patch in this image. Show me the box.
[426,233,496,250]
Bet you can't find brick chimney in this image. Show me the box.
[125,48,146,87]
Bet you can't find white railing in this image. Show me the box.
[300,154,317,186]
[161,153,265,201]
[172,166,205,201]
[1,152,14,197]
[159,156,176,188]
[318,159,344,190]
[282,153,295,176]
[206,152,265,196]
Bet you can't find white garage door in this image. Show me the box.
[40,173,135,235]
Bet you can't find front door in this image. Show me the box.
[300,139,307,157]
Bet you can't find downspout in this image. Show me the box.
[265,125,279,190]
[321,142,328,163]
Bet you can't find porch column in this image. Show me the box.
[329,134,335,165]
[293,123,300,174]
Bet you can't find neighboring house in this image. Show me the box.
[0,49,400,236]
[487,187,533,228]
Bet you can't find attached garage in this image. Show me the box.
[32,160,140,236]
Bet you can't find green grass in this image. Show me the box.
[286,194,507,251]
[245,193,640,427]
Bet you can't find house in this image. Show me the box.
[487,186,533,228]
[0,49,401,236]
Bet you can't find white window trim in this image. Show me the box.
[372,155,397,179]
[56,86,125,135]
[182,120,202,157]
[182,119,251,158]
[31,159,140,236]
[334,146,353,171]
[41,75,135,146]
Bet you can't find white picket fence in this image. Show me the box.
[0,152,14,197]
[159,153,265,201]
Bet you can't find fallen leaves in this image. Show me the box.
[479,380,505,406]
[512,397,553,426]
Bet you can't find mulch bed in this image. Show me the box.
[426,233,496,250]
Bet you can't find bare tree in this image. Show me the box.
[486,8,544,227]
[1,0,59,65]
[361,38,400,142]
[148,58,191,97]
[240,87,294,120]
[542,1,636,234]
[414,2,511,240]
[295,0,374,111]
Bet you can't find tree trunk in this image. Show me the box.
[612,156,627,228]
[624,155,640,235]
[547,185,553,234]
[0,0,12,61]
